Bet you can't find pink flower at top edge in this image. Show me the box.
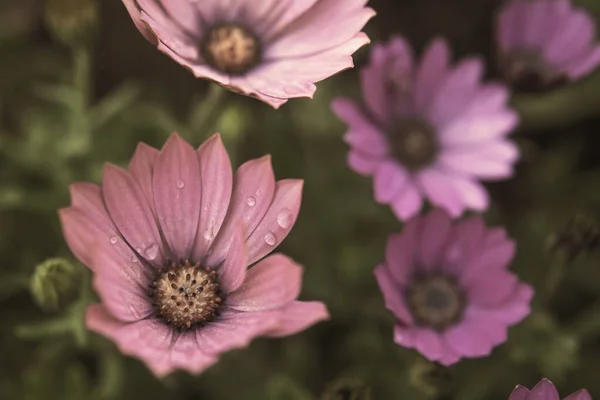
[509,378,592,400]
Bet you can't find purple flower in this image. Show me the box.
[375,209,533,365]
[122,0,374,109]
[510,379,592,400]
[59,133,329,377]
[496,0,600,91]
[331,36,518,221]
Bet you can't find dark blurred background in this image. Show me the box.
[3,0,600,399]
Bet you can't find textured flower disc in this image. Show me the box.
[201,24,261,75]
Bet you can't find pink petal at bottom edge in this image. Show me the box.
[508,386,531,400]
[530,379,561,400]
[564,389,593,400]
[265,301,330,337]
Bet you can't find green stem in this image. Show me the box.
[189,83,229,136]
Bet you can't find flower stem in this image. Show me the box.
[189,83,229,137]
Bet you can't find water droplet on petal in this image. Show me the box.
[144,243,159,260]
[276,209,293,229]
[176,180,185,189]
[203,218,216,241]
[131,255,139,263]
[246,196,256,207]
[109,236,118,244]
[256,189,262,196]
[264,233,277,246]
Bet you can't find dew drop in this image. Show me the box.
[246,196,256,207]
[131,255,139,263]
[109,236,118,244]
[144,243,159,260]
[256,189,262,196]
[276,209,293,229]
[176,180,185,189]
[264,233,277,246]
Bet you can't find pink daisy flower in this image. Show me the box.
[496,0,600,91]
[331,36,519,221]
[122,0,375,109]
[509,379,592,400]
[59,133,329,377]
[374,209,533,365]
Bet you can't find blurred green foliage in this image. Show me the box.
[3,0,600,399]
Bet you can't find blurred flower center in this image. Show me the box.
[389,120,439,170]
[500,50,566,92]
[151,261,223,330]
[406,275,465,331]
[201,24,261,75]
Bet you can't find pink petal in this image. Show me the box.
[102,164,167,266]
[128,142,159,215]
[508,386,531,400]
[266,0,374,59]
[470,283,533,325]
[563,45,600,79]
[415,38,451,112]
[258,0,320,42]
[416,168,467,217]
[121,0,157,44]
[428,58,484,126]
[418,209,452,271]
[347,150,382,176]
[152,133,201,259]
[374,161,408,204]
[226,254,302,312]
[464,235,516,275]
[390,182,423,221]
[218,224,248,294]
[237,73,317,101]
[245,179,303,265]
[442,216,486,270]
[394,325,447,362]
[86,303,126,339]
[265,301,330,337]
[191,134,233,262]
[168,331,218,374]
[545,10,595,67]
[439,110,519,146]
[439,140,519,180]
[155,0,203,37]
[139,11,198,62]
[564,390,593,400]
[195,309,281,355]
[385,224,418,286]
[464,270,519,306]
[205,156,276,266]
[444,316,497,358]
[92,273,153,322]
[331,98,389,157]
[374,264,414,324]
[530,379,560,400]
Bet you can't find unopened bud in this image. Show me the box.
[44,0,98,47]
[30,258,80,311]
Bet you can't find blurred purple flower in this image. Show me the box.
[510,379,592,400]
[375,209,533,365]
[121,0,374,108]
[331,36,518,221]
[497,0,600,90]
[59,133,328,377]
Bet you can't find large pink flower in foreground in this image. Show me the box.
[375,209,533,365]
[59,133,328,376]
[332,36,519,221]
[509,379,591,400]
[497,0,600,91]
[122,0,374,108]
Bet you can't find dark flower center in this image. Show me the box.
[151,261,223,330]
[201,24,261,75]
[405,274,465,331]
[388,119,439,170]
[500,50,567,93]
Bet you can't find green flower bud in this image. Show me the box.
[30,258,80,312]
[321,378,372,400]
[43,0,98,47]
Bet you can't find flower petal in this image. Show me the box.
[102,163,167,266]
[374,264,414,324]
[195,310,280,355]
[564,390,593,400]
[374,161,408,204]
[153,133,202,259]
[385,222,419,286]
[168,331,218,374]
[226,254,302,312]
[121,0,157,44]
[418,209,452,271]
[415,38,451,112]
[390,182,423,221]
[508,386,531,400]
[92,273,153,322]
[191,134,233,261]
[205,156,276,266]
[530,379,560,400]
[218,224,248,294]
[128,142,159,215]
[245,179,303,265]
[347,150,382,176]
[264,301,329,337]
